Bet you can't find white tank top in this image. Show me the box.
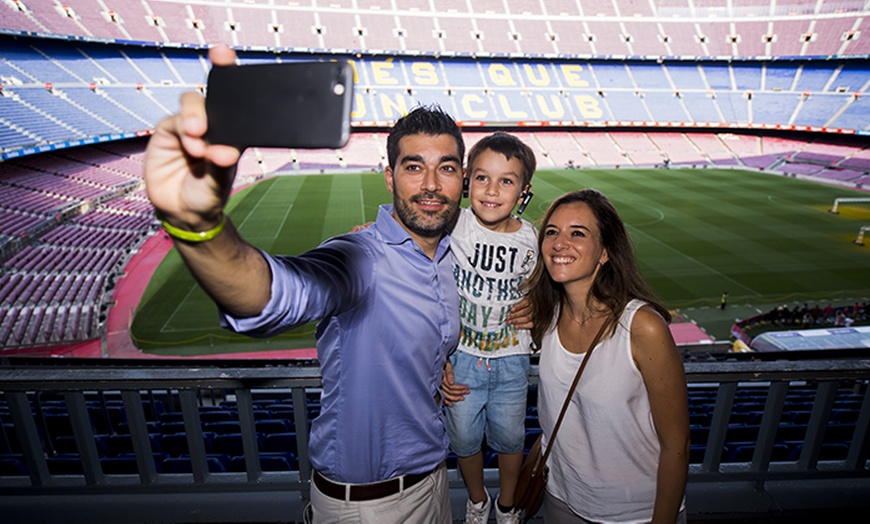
[538,299,679,523]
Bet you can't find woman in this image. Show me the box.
[523,189,689,523]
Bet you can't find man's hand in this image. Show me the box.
[441,361,470,407]
[145,44,241,232]
[506,296,533,331]
[142,44,271,319]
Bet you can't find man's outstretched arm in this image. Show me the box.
[144,44,270,318]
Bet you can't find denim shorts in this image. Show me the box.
[445,351,530,457]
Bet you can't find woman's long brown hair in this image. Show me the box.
[522,189,670,347]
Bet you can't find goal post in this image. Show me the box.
[829,197,870,214]
[855,225,870,246]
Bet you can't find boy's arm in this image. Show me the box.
[350,221,374,233]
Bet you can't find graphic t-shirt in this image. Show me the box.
[451,207,537,358]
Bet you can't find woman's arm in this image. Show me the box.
[631,307,690,524]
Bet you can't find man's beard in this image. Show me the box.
[394,191,459,238]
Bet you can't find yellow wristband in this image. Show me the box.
[161,214,226,243]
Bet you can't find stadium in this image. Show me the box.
[0,0,869,522]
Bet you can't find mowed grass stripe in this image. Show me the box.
[155,178,303,335]
[322,174,365,239]
[131,168,869,354]
[131,174,389,351]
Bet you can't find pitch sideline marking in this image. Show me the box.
[160,285,199,333]
[236,178,280,235]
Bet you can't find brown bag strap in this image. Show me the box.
[539,315,612,468]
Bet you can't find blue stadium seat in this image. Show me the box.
[823,423,856,444]
[46,454,83,475]
[524,428,542,451]
[263,432,298,456]
[43,413,73,440]
[104,434,160,458]
[726,443,790,463]
[212,433,264,457]
[162,455,227,474]
[204,421,242,435]
[831,409,860,424]
[100,456,140,475]
[775,423,807,444]
[689,444,706,463]
[158,412,185,424]
[787,442,850,461]
[725,424,760,446]
[115,421,159,435]
[159,422,187,435]
[86,408,112,435]
[690,425,709,445]
[54,434,109,456]
[228,452,296,472]
[198,411,235,423]
[0,455,28,476]
[255,419,290,435]
[446,451,457,469]
[483,449,499,468]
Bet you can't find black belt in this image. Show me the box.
[312,467,434,501]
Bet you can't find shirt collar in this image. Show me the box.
[375,204,452,262]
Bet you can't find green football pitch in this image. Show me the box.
[131,168,870,356]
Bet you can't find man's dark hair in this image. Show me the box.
[467,131,537,187]
[386,105,464,169]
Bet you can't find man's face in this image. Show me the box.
[384,133,464,240]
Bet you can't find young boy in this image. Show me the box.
[445,132,538,524]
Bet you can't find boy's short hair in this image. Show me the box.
[387,104,465,169]
[467,132,536,187]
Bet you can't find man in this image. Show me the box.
[144,44,464,522]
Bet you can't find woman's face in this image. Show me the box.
[542,201,609,287]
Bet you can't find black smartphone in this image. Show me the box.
[205,61,354,150]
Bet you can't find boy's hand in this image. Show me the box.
[350,221,374,233]
[506,297,533,330]
[441,361,470,407]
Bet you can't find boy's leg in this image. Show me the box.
[445,351,490,505]
[457,452,487,504]
[496,451,523,507]
[484,354,530,509]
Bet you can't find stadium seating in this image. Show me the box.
[1,1,867,59]
[0,139,153,349]
[0,382,862,480]
[0,0,866,433]
[0,21,868,155]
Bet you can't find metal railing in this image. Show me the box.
[0,356,868,522]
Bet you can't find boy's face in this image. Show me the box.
[467,149,529,231]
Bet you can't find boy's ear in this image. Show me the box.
[462,175,469,198]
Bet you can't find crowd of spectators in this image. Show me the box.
[740,301,869,334]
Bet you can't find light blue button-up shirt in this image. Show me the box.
[221,204,460,483]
